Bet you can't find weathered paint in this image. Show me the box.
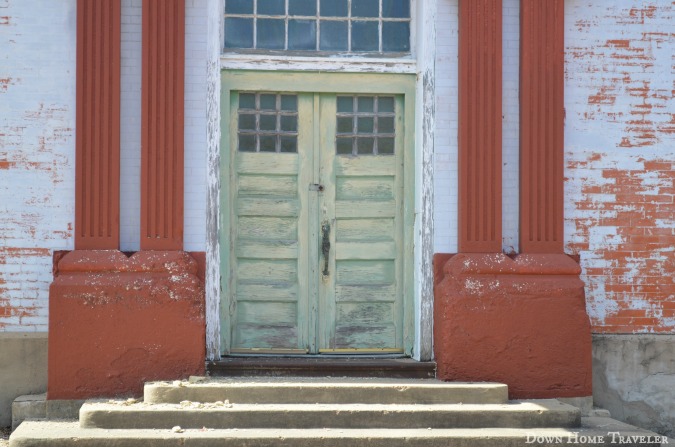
[414,0,437,362]
[0,0,76,332]
[520,0,565,253]
[212,4,436,359]
[434,253,592,399]
[458,0,503,253]
[221,55,417,74]
[220,72,416,355]
[205,0,223,360]
[48,250,205,399]
[227,94,312,352]
[75,0,121,250]
[318,96,407,352]
[141,0,185,250]
[564,0,675,333]
[1,0,672,355]
[0,248,51,329]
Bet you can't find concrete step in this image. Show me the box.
[79,400,580,430]
[145,377,508,405]
[10,419,668,447]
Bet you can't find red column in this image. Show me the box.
[75,0,121,250]
[520,0,565,253]
[141,0,185,250]
[458,0,503,253]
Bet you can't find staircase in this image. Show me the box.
[10,377,664,446]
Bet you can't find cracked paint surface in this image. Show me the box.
[565,0,674,333]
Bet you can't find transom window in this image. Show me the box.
[336,95,396,155]
[224,0,411,54]
[238,92,299,153]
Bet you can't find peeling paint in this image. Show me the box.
[414,0,437,362]
[205,0,223,360]
[0,0,76,331]
[565,1,674,334]
[566,154,674,333]
[0,77,17,93]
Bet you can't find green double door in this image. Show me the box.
[222,74,413,356]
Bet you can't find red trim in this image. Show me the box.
[141,0,185,250]
[75,0,121,249]
[458,0,503,253]
[520,0,565,253]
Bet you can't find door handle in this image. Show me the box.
[321,222,330,276]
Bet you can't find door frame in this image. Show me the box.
[219,70,417,356]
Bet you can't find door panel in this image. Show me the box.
[318,94,404,353]
[229,92,314,353]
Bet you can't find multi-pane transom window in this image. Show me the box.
[336,95,396,155]
[238,92,298,153]
[224,0,411,54]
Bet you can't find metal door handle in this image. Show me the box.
[321,222,330,276]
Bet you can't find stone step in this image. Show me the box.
[79,400,580,430]
[145,377,508,405]
[10,419,667,447]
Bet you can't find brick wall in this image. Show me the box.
[120,0,142,251]
[565,0,674,333]
[433,0,459,253]
[434,0,673,334]
[501,0,520,253]
[183,0,208,252]
[2,0,672,335]
[1,0,209,331]
[0,0,76,331]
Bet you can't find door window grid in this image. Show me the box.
[238,92,299,153]
[336,95,396,155]
[224,0,411,54]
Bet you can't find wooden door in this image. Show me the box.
[317,94,405,354]
[222,73,414,356]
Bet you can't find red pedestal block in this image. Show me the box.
[434,253,592,399]
[48,250,205,400]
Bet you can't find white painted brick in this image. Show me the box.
[564,0,675,331]
[119,0,143,252]
[501,0,520,254]
[0,0,76,331]
[433,0,459,253]
[183,0,208,252]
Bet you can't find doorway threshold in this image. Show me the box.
[207,357,436,379]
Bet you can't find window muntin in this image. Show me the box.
[224,0,411,54]
[238,93,299,153]
[335,95,396,155]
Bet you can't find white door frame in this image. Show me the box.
[204,0,436,361]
